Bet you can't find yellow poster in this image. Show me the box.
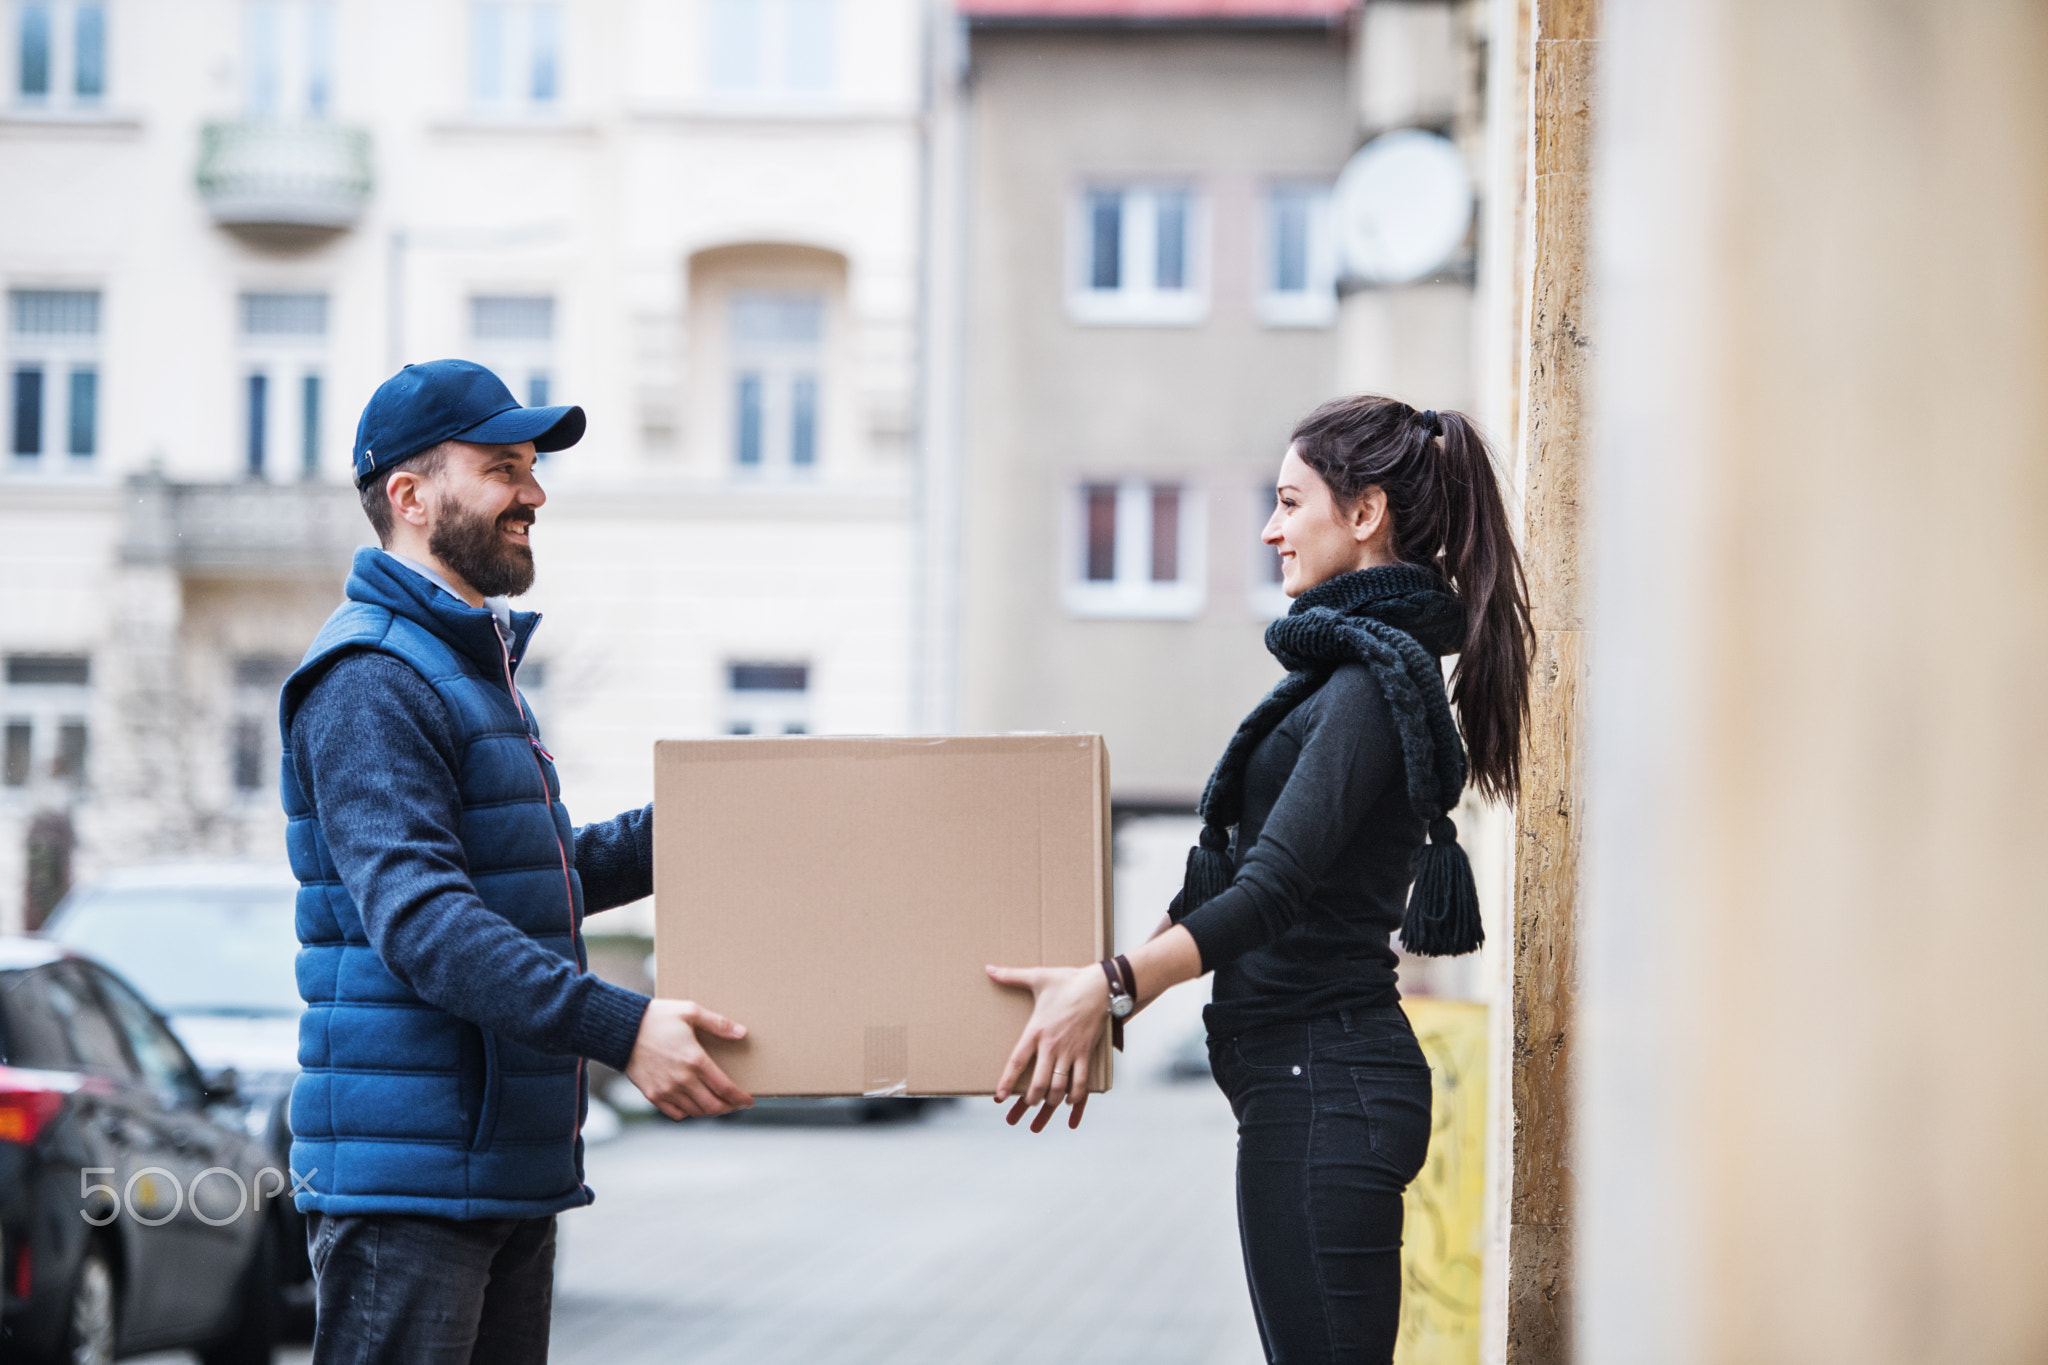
[1396,998,1489,1365]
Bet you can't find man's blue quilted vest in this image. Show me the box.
[279,549,592,1219]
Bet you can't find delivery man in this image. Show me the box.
[278,360,752,1362]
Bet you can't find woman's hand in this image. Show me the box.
[985,963,1109,1132]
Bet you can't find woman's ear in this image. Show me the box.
[1349,486,1389,544]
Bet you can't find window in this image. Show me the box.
[1069,186,1206,326]
[93,968,203,1107]
[729,290,823,474]
[6,654,86,684]
[14,0,103,106]
[2,721,28,785]
[1250,482,1292,616]
[244,0,335,119]
[231,655,291,795]
[1,964,133,1075]
[2,653,90,792]
[471,1,561,113]
[9,289,99,468]
[1260,184,1337,327]
[1065,480,1205,619]
[706,0,834,98]
[470,294,556,436]
[725,661,809,735]
[240,290,327,481]
[44,962,139,1081]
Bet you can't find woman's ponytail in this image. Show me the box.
[1291,397,1534,804]
[1432,410,1532,803]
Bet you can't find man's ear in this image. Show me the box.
[386,470,432,530]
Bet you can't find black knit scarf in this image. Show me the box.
[1173,563,1484,957]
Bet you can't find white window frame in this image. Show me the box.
[7,287,101,476]
[228,654,292,802]
[1062,478,1207,620]
[470,293,557,420]
[1258,182,1338,328]
[238,290,329,483]
[722,661,811,735]
[727,288,824,479]
[469,0,562,115]
[703,0,836,103]
[1066,184,1209,327]
[11,0,106,109]
[242,0,335,121]
[1,654,91,799]
[1248,483,1293,618]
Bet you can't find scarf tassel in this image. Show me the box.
[1401,816,1485,958]
[1179,823,1236,916]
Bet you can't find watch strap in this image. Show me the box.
[1099,957,1126,1052]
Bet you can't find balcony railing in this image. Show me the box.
[121,474,371,578]
[196,121,373,241]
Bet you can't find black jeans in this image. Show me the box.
[1209,1007,1434,1364]
[306,1210,556,1365]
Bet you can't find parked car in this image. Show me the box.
[0,937,278,1365]
[37,864,312,1326]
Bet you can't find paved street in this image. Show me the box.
[140,1010,1265,1365]
[137,824,1261,1365]
[546,1069,1259,1364]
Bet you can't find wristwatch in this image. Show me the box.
[1099,954,1136,1051]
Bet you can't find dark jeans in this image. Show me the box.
[306,1210,557,1365]
[1209,1007,1434,1365]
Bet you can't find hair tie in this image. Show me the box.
[1418,409,1443,437]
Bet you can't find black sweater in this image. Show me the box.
[1178,662,1426,1038]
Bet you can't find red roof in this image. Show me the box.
[958,0,1351,21]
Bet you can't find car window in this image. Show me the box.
[0,967,80,1070]
[44,885,302,1017]
[92,969,205,1109]
[42,962,139,1081]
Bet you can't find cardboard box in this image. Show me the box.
[652,734,1114,1097]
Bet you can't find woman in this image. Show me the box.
[987,395,1531,1364]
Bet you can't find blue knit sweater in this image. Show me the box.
[290,654,654,1070]
[282,548,651,1216]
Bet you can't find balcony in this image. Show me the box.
[196,121,373,247]
[121,474,370,579]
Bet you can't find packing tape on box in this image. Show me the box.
[864,1024,908,1097]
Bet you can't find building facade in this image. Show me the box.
[0,0,925,929]
[934,0,1487,808]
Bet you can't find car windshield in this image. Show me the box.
[45,887,301,1017]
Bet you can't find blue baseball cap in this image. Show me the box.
[351,359,585,489]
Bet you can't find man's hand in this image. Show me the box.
[624,1000,754,1120]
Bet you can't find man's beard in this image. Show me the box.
[428,498,536,599]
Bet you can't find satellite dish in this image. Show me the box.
[1333,129,1474,286]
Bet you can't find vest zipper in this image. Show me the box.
[497,626,588,1157]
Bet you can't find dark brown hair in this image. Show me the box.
[1291,395,1533,803]
[357,443,448,546]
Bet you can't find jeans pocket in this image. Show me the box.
[1232,1024,1310,1073]
[1352,1064,1433,1184]
[307,1211,341,1278]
